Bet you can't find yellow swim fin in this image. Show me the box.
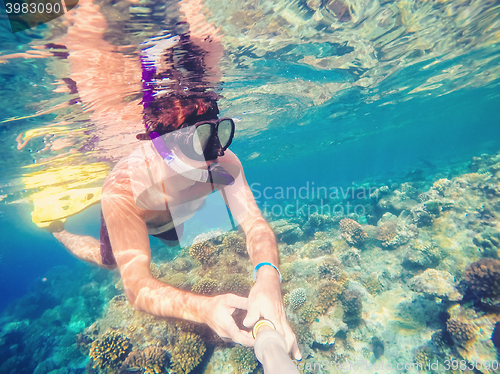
[32,187,102,226]
[23,162,110,227]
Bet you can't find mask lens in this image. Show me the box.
[217,119,233,148]
[193,124,212,155]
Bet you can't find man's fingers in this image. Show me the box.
[226,326,255,346]
[225,294,249,311]
[242,306,260,328]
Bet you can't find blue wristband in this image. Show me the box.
[253,262,282,283]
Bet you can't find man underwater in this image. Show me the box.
[47,0,300,359]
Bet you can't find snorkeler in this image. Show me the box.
[46,0,301,360]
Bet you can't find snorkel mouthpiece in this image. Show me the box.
[208,164,235,186]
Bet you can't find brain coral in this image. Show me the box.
[464,258,500,299]
[120,346,168,374]
[89,330,132,371]
[339,218,366,246]
[289,288,307,310]
[170,333,206,374]
[222,233,247,255]
[229,346,258,374]
[189,241,217,266]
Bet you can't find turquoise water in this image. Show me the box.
[1,0,500,373]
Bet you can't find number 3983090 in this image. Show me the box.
[5,1,64,14]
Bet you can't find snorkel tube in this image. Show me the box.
[253,320,300,374]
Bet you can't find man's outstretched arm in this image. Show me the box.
[218,151,302,360]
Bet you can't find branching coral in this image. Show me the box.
[89,330,132,372]
[464,258,500,300]
[229,346,258,374]
[316,279,346,314]
[289,288,307,310]
[191,278,218,296]
[339,218,366,246]
[120,346,168,374]
[222,233,247,255]
[298,303,321,323]
[170,333,206,374]
[446,318,477,345]
[189,241,217,266]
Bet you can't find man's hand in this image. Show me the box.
[200,294,254,346]
[242,266,302,360]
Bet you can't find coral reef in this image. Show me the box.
[189,241,217,266]
[414,345,434,366]
[160,273,188,289]
[446,318,477,345]
[89,330,132,372]
[341,290,363,325]
[222,233,247,255]
[464,258,500,300]
[170,333,206,374]
[172,258,193,272]
[361,273,382,295]
[340,218,367,246]
[4,149,500,374]
[376,213,418,249]
[269,219,304,244]
[317,279,346,314]
[229,346,258,374]
[289,288,307,310]
[120,346,168,374]
[76,332,93,355]
[191,278,218,296]
[219,274,251,297]
[298,303,321,324]
[410,269,462,301]
[150,263,162,279]
[473,227,500,258]
[302,213,333,234]
[318,257,343,280]
[376,220,398,247]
